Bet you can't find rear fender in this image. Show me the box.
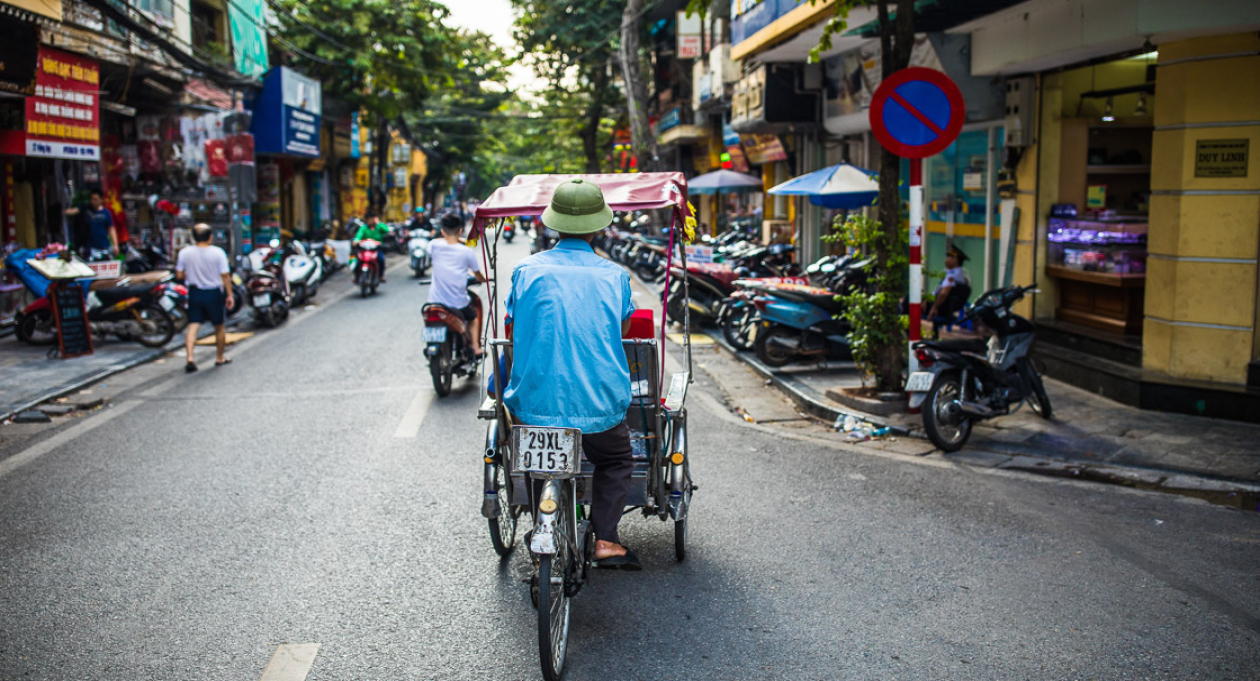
[482,419,502,519]
[22,297,51,314]
[759,298,830,329]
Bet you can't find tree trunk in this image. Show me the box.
[871,0,916,391]
[619,0,659,172]
[580,67,611,174]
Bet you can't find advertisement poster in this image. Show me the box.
[24,46,100,161]
[741,134,787,165]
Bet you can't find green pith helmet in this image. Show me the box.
[541,179,614,235]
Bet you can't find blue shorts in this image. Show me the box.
[187,286,226,325]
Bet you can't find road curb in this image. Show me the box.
[703,323,1260,507]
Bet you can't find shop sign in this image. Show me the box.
[1195,139,1249,178]
[350,112,360,158]
[24,47,100,161]
[684,245,714,263]
[657,108,681,134]
[741,134,787,165]
[675,10,711,60]
[252,67,321,158]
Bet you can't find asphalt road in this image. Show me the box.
[1,235,1258,680]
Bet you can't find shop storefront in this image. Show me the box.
[250,66,321,242]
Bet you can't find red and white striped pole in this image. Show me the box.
[907,158,923,373]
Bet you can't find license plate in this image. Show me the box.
[513,426,581,475]
[423,326,447,343]
[905,371,935,392]
[252,293,270,308]
[159,296,175,311]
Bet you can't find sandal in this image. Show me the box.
[185,361,197,373]
[594,547,642,571]
[215,358,233,367]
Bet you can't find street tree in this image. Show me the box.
[269,0,458,210]
[511,0,624,173]
[620,0,660,173]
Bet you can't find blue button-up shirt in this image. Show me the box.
[505,238,635,434]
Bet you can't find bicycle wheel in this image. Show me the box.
[487,461,516,556]
[537,491,572,681]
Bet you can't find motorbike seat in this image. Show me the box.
[761,284,846,313]
[918,338,988,354]
[95,283,157,304]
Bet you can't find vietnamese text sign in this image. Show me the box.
[26,46,100,161]
[1195,139,1249,178]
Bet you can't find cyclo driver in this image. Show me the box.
[505,179,642,571]
[353,212,391,283]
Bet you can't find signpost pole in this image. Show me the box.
[908,158,923,373]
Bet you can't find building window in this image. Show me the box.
[191,0,223,54]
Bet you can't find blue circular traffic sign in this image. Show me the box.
[869,67,965,159]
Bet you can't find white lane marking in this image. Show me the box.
[393,388,435,438]
[258,643,320,681]
[0,400,142,481]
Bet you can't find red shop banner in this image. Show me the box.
[23,47,100,161]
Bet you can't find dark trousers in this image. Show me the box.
[532,422,634,545]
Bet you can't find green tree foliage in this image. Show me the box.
[511,0,625,172]
[269,0,456,121]
[824,213,908,387]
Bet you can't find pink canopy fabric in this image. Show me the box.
[474,172,689,221]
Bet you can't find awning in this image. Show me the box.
[475,172,690,219]
[768,163,880,209]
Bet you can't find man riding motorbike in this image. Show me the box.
[353,212,391,284]
[427,213,486,356]
[504,179,641,571]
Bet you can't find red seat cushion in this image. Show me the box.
[625,308,655,338]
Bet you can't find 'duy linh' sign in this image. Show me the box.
[1195,139,1249,178]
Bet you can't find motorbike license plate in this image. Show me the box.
[513,426,580,475]
[252,293,271,308]
[159,296,175,311]
[904,371,934,392]
[423,326,447,343]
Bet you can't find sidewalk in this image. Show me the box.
[717,336,1260,486]
[627,272,1260,501]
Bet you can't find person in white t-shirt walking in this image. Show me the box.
[427,213,486,356]
[176,223,234,372]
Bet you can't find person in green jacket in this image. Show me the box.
[353,212,391,283]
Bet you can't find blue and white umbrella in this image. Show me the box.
[687,169,764,195]
[767,163,880,209]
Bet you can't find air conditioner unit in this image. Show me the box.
[1003,77,1036,148]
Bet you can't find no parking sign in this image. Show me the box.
[869,67,966,370]
[869,67,965,159]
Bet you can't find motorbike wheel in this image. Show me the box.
[923,375,973,452]
[360,275,371,298]
[1026,370,1053,420]
[168,304,189,333]
[754,325,798,368]
[15,310,58,345]
[723,303,759,352]
[291,283,306,307]
[665,288,688,325]
[229,285,247,316]
[132,304,176,348]
[536,492,572,681]
[430,343,453,397]
[488,461,517,557]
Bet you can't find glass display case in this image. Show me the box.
[1048,217,1147,275]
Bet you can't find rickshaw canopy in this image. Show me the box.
[474,173,690,222]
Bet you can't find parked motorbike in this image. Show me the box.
[422,286,483,397]
[502,220,516,243]
[123,239,172,274]
[745,281,853,367]
[16,280,175,348]
[907,284,1052,452]
[156,279,189,332]
[281,240,322,305]
[665,243,800,327]
[244,244,290,328]
[408,228,433,278]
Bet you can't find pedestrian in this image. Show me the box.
[64,189,119,261]
[176,223,234,372]
[504,179,641,570]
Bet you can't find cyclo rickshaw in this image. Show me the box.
[470,173,699,681]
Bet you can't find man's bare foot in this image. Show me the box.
[593,540,626,561]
